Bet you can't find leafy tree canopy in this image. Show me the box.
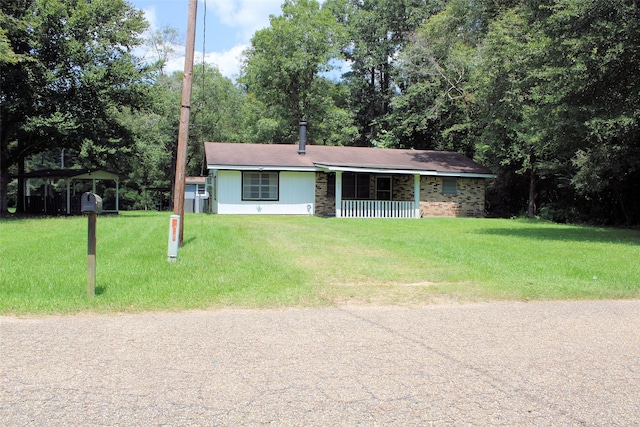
[0,0,150,215]
[240,0,349,144]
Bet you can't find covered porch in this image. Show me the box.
[316,166,422,219]
[335,171,421,218]
[316,165,493,219]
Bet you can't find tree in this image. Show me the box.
[546,0,640,224]
[119,64,266,210]
[145,24,181,76]
[0,0,150,216]
[474,0,640,223]
[383,0,484,152]
[473,7,545,217]
[188,64,254,175]
[116,72,181,210]
[327,0,436,146]
[240,0,347,143]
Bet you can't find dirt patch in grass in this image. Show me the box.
[335,280,438,287]
[319,280,475,306]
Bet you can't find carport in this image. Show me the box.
[17,169,120,215]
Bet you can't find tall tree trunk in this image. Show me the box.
[527,168,537,218]
[614,187,630,226]
[16,154,25,213]
[0,137,9,217]
[380,62,390,116]
[368,67,376,144]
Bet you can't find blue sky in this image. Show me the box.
[128,0,285,78]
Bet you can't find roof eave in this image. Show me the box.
[208,164,317,172]
[314,164,495,178]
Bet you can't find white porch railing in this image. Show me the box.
[341,200,416,218]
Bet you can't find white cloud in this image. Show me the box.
[134,1,284,80]
[139,6,159,32]
[202,44,249,79]
[205,0,283,42]
[163,49,187,75]
[163,44,248,80]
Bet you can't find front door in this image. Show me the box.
[376,176,392,200]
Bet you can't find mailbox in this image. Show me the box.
[81,192,102,214]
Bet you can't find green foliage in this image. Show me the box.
[3,0,640,225]
[483,0,640,223]
[0,0,150,214]
[327,0,437,145]
[1,213,639,314]
[118,64,254,208]
[374,0,638,224]
[384,0,481,152]
[240,0,348,144]
[188,65,253,173]
[144,24,181,76]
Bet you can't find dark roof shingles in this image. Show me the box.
[204,142,492,175]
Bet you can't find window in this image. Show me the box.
[242,171,279,201]
[376,176,392,200]
[442,177,457,195]
[342,173,370,199]
[326,173,335,198]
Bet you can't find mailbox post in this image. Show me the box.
[81,192,102,298]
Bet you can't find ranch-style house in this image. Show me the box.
[204,135,494,218]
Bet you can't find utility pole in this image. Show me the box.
[173,0,197,249]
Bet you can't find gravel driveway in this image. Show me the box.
[1,300,639,426]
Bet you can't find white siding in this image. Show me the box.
[184,184,210,213]
[185,184,197,199]
[215,170,315,215]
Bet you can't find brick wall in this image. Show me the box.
[392,175,414,200]
[315,172,335,216]
[419,176,486,218]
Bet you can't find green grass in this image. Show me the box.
[1,212,639,314]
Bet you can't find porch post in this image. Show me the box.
[335,171,343,218]
[414,174,421,218]
[44,179,48,213]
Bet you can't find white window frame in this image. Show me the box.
[242,171,279,201]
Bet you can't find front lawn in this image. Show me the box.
[1,212,638,314]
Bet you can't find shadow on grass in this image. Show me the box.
[182,236,197,246]
[0,212,165,221]
[0,213,67,222]
[477,226,640,245]
[95,286,107,296]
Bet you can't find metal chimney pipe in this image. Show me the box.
[298,121,307,155]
